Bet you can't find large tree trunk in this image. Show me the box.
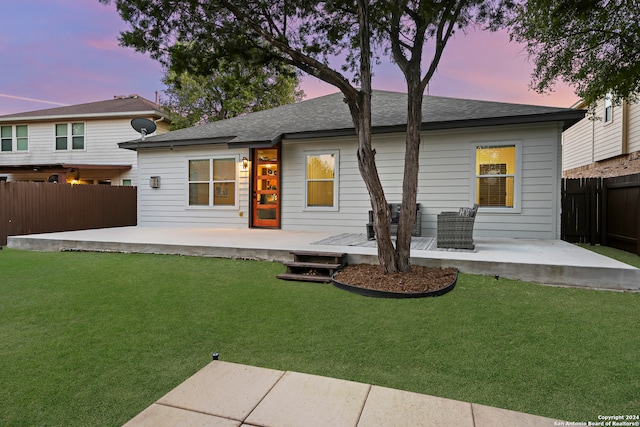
[355,118,397,273]
[349,0,397,273]
[395,74,424,272]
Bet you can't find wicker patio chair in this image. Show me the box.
[437,204,478,250]
[366,203,422,240]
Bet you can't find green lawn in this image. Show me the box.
[1,249,638,426]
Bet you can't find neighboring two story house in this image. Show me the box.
[0,95,170,185]
[563,96,640,178]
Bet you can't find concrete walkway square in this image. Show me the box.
[245,371,370,427]
[358,385,474,427]
[123,404,241,427]
[156,361,284,420]
[472,403,562,427]
[123,361,564,427]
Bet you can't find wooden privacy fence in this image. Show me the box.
[603,174,640,255]
[561,178,602,245]
[0,182,136,246]
[561,174,640,255]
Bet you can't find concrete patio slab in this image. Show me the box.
[122,404,241,427]
[245,371,370,427]
[156,361,284,421]
[7,226,639,291]
[123,361,564,427]
[358,385,474,427]
[472,403,563,427]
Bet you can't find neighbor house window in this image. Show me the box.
[16,126,28,151]
[122,179,132,186]
[1,126,12,152]
[188,157,237,206]
[604,93,613,123]
[1,125,28,152]
[475,145,516,208]
[55,123,85,150]
[305,151,338,209]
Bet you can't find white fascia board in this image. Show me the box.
[0,110,168,123]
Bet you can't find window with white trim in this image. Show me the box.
[55,123,85,150]
[474,144,517,208]
[188,157,237,206]
[1,125,28,152]
[305,151,338,209]
[604,93,613,123]
[1,126,12,152]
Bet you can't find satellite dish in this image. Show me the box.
[131,117,157,141]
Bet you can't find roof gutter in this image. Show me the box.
[119,136,235,151]
[419,111,587,132]
[277,111,588,141]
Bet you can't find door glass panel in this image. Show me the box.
[253,148,279,227]
[257,149,278,162]
[257,209,277,220]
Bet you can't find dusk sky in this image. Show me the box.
[1,0,579,116]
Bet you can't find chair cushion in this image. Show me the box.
[459,207,472,217]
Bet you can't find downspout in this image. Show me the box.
[621,100,629,155]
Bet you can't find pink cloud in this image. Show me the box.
[300,28,578,107]
[1,0,578,117]
[85,38,122,52]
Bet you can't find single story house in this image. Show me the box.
[120,90,585,239]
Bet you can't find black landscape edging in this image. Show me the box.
[331,268,458,299]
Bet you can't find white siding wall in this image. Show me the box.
[136,122,563,239]
[627,102,640,153]
[137,145,250,228]
[281,137,369,231]
[419,124,560,239]
[562,100,640,172]
[562,114,594,170]
[593,101,624,161]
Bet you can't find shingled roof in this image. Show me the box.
[0,95,169,122]
[119,90,585,150]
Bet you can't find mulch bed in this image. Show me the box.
[333,264,458,293]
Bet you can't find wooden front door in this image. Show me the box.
[252,147,280,228]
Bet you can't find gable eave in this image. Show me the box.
[0,110,170,124]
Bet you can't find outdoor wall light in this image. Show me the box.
[242,157,249,170]
[149,176,161,188]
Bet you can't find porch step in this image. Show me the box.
[277,250,347,283]
[276,273,333,283]
[282,261,342,270]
